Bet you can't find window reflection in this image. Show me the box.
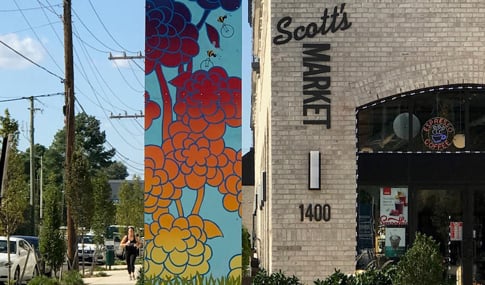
[357,185,409,269]
[416,189,462,280]
[357,85,485,152]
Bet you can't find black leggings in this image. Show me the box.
[126,250,137,274]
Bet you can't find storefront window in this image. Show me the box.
[356,185,408,269]
[357,85,485,282]
[357,85,485,153]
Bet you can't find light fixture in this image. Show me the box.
[453,134,465,149]
[393,113,420,140]
[309,151,321,190]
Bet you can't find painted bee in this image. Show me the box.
[217,15,227,23]
[207,50,216,57]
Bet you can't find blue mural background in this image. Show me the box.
[144,0,242,281]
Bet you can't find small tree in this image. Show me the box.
[91,172,115,244]
[67,150,94,231]
[395,232,444,285]
[39,173,66,277]
[116,176,143,230]
[0,110,29,284]
[242,226,251,276]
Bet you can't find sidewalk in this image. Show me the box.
[82,265,141,285]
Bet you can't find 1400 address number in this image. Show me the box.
[299,203,331,222]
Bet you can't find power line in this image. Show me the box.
[73,25,142,116]
[0,92,64,103]
[0,3,62,12]
[88,0,138,54]
[0,39,65,83]
[129,58,144,73]
[41,0,65,49]
[112,60,144,93]
[12,0,64,75]
[71,8,124,53]
[127,60,145,88]
[36,0,61,16]
[8,21,62,34]
[72,31,110,53]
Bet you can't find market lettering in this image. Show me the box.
[273,3,352,45]
[302,43,331,128]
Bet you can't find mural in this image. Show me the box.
[144,0,242,282]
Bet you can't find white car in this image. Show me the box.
[77,235,105,264]
[0,236,39,285]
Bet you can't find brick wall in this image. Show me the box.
[266,0,485,283]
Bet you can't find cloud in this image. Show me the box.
[0,33,45,69]
[110,57,130,68]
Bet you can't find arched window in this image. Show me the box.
[357,84,485,152]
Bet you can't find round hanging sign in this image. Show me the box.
[421,117,455,150]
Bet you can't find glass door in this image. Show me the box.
[474,190,485,284]
[416,188,463,283]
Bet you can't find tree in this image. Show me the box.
[0,110,29,236]
[47,113,116,172]
[116,176,143,230]
[67,150,93,231]
[0,150,29,235]
[395,232,445,285]
[0,110,29,283]
[16,144,48,236]
[42,112,126,221]
[104,161,129,180]
[242,226,251,276]
[39,173,66,277]
[91,172,116,244]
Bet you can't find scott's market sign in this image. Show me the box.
[273,3,352,127]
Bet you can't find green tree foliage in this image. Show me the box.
[91,172,116,244]
[43,112,120,184]
[66,150,93,230]
[394,232,445,285]
[47,113,115,172]
[104,161,129,180]
[0,110,29,235]
[41,112,125,232]
[242,226,251,276]
[116,176,143,229]
[39,173,66,276]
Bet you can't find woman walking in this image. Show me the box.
[121,226,141,280]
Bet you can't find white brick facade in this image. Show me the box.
[251,0,485,283]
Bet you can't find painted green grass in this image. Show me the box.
[139,274,241,285]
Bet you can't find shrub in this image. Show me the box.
[28,276,60,285]
[354,266,396,285]
[253,268,302,285]
[313,269,355,285]
[394,232,445,285]
[61,270,85,285]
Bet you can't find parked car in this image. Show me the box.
[11,236,52,277]
[113,233,124,260]
[0,236,39,285]
[77,234,105,264]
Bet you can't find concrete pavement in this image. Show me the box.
[82,264,141,285]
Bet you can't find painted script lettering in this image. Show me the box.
[273,3,352,45]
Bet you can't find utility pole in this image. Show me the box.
[29,97,35,236]
[108,52,144,61]
[29,96,41,236]
[109,111,144,119]
[63,0,77,270]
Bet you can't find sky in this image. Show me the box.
[0,0,252,178]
